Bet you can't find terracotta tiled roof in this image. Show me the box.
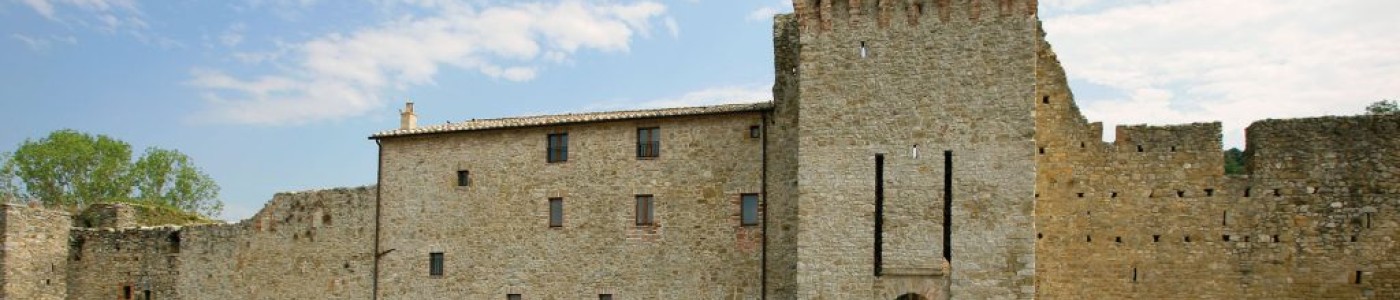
[370,102,772,139]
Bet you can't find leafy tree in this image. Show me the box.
[0,129,222,217]
[131,148,223,217]
[1367,100,1398,115]
[1223,148,1246,175]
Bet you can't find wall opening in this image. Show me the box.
[1205,189,1215,197]
[859,41,868,58]
[1042,96,1049,104]
[1185,236,1192,243]
[1222,211,1228,226]
[1037,233,1043,239]
[895,293,929,300]
[1115,236,1122,243]
[1356,271,1364,284]
[1038,147,1045,155]
[1176,190,1185,198]
[943,150,953,263]
[1111,192,1118,198]
[1272,235,1280,243]
[1077,193,1084,198]
[1086,235,1092,243]
[123,285,133,300]
[1137,145,1144,152]
[1366,213,1373,228]
[1244,188,1252,197]
[1351,236,1358,242]
[1223,235,1231,242]
[1133,268,1138,283]
[1170,146,1177,152]
[1272,189,1281,197]
[1153,235,1160,243]
[875,154,885,276]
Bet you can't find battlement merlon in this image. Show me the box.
[792,0,1037,31]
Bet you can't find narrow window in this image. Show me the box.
[1272,235,1280,243]
[1115,237,1122,243]
[1132,268,1138,283]
[549,198,564,228]
[1244,188,1252,197]
[1356,271,1364,284]
[942,151,953,262]
[637,127,660,158]
[1137,145,1144,152]
[429,252,444,277]
[456,170,470,187]
[740,194,760,226]
[1086,235,1092,242]
[859,41,867,58]
[508,294,522,300]
[600,295,613,300]
[1038,147,1045,155]
[547,133,568,163]
[749,125,761,138]
[874,154,885,276]
[1222,211,1228,226]
[1366,213,1373,228]
[124,286,133,300]
[144,290,152,300]
[1153,235,1161,243]
[635,195,655,226]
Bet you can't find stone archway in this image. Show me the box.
[895,293,928,300]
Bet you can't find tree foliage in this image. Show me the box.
[1224,148,1246,175]
[0,129,222,217]
[1367,100,1398,115]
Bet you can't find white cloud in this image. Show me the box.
[192,1,673,125]
[1043,0,1400,147]
[746,0,791,22]
[220,23,247,48]
[586,83,771,112]
[10,33,77,52]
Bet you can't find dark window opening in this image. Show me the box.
[456,170,470,187]
[1111,192,1119,198]
[875,154,885,276]
[741,194,760,226]
[124,286,133,300]
[1272,235,1280,243]
[1170,146,1177,152]
[600,295,613,300]
[1037,233,1043,239]
[1086,235,1092,243]
[635,195,656,226]
[1366,213,1373,228]
[1034,193,1039,198]
[1185,236,1192,243]
[1356,271,1364,284]
[1176,190,1185,198]
[144,290,151,300]
[1223,235,1231,242]
[1351,236,1358,242]
[1244,236,1251,242]
[1080,142,1086,148]
[1205,189,1215,197]
[1133,268,1138,283]
[859,41,868,58]
[1077,193,1084,198]
[942,151,954,263]
[1222,211,1228,226]
[1273,189,1281,197]
[637,127,660,158]
[1042,96,1050,104]
[429,252,444,277]
[1244,188,1252,197]
[1038,147,1045,155]
[749,125,761,138]
[509,294,522,300]
[1153,235,1161,243]
[549,198,564,228]
[1137,145,1144,152]
[547,133,568,163]
[1115,236,1122,243]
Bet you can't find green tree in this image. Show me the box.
[1367,100,1398,115]
[130,148,223,217]
[0,129,222,217]
[1224,148,1246,175]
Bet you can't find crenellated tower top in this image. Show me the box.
[792,0,1036,32]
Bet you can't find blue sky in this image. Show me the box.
[3,0,1397,221]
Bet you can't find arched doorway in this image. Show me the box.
[895,293,928,300]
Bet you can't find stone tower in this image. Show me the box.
[767,0,1039,298]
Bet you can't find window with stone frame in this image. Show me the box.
[635,194,656,226]
[637,127,660,158]
[508,294,522,300]
[547,133,568,163]
[549,198,564,227]
[740,194,760,226]
[456,170,470,187]
[429,252,444,277]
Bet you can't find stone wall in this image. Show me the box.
[1034,29,1400,299]
[63,187,375,300]
[376,112,766,299]
[0,204,69,300]
[783,0,1038,298]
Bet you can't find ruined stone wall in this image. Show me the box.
[377,113,765,299]
[785,0,1038,298]
[64,187,375,300]
[1034,31,1400,298]
[765,12,802,299]
[0,204,69,300]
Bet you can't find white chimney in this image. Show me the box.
[400,101,417,130]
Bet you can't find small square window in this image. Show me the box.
[547,133,569,163]
[740,194,760,226]
[508,294,522,300]
[637,127,660,158]
[636,195,656,226]
[749,125,761,138]
[429,252,444,277]
[456,170,470,187]
[599,294,613,300]
[549,198,564,228]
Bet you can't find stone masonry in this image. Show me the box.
[0,1,1397,299]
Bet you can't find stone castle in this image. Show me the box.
[2,0,1396,299]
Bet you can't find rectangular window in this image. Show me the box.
[547,133,568,163]
[749,125,761,138]
[456,170,470,187]
[741,194,759,226]
[123,286,133,300]
[429,252,444,277]
[637,127,660,158]
[549,198,564,227]
[599,295,613,300]
[636,195,655,225]
[508,294,522,300]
